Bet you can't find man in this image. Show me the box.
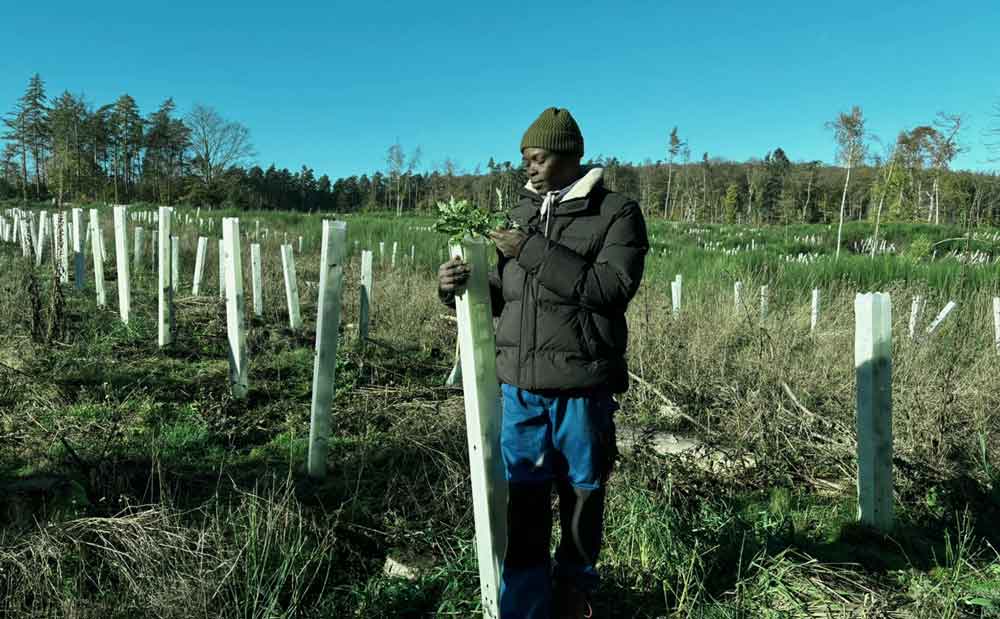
[438,107,648,618]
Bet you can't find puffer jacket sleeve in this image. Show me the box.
[515,201,648,312]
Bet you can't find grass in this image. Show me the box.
[1,206,999,617]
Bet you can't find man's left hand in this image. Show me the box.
[489,228,529,258]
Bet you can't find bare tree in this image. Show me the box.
[987,100,1000,162]
[826,106,866,259]
[387,141,405,215]
[928,112,965,224]
[869,136,897,257]
[405,145,422,212]
[186,103,255,186]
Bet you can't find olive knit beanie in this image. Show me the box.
[520,107,584,157]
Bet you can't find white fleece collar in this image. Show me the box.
[525,167,604,201]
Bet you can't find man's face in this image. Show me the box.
[521,147,578,194]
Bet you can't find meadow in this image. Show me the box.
[1,201,999,618]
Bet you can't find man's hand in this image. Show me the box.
[489,228,529,258]
[438,256,470,295]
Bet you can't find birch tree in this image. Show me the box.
[928,113,964,224]
[386,141,405,216]
[987,99,1000,162]
[827,106,866,260]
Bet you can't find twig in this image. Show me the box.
[780,381,818,421]
[627,370,710,434]
[60,436,90,474]
[781,381,851,436]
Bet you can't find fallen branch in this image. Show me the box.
[781,381,851,436]
[627,370,710,434]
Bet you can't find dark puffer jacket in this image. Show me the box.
[442,167,649,394]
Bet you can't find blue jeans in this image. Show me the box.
[498,383,618,619]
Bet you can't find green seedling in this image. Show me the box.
[433,197,511,244]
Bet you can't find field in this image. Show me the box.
[2,203,1000,618]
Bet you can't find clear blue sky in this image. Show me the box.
[2,0,998,179]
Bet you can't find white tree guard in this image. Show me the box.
[218,239,226,298]
[19,218,30,258]
[158,207,174,347]
[445,337,462,386]
[734,281,742,311]
[760,285,769,322]
[55,211,68,283]
[908,295,924,340]
[251,243,263,317]
[307,220,347,479]
[171,235,180,291]
[358,249,373,347]
[281,244,303,330]
[35,212,47,267]
[925,301,956,335]
[192,236,208,296]
[133,227,144,273]
[98,218,108,263]
[72,208,84,289]
[90,209,106,308]
[994,297,1000,355]
[83,221,90,259]
[223,218,249,398]
[33,212,42,252]
[450,238,506,618]
[810,288,820,332]
[113,207,131,324]
[854,292,894,532]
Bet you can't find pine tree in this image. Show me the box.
[48,91,88,204]
[664,127,686,218]
[2,107,28,201]
[4,74,49,200]
[109,94,143,203]
[22,74,50,199]
[144,98,189,203]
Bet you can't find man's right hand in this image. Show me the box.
[438,256,471,296]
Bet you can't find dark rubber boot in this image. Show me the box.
[500,480,553,619]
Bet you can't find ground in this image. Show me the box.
[1,205,999,617]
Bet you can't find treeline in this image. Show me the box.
[4,74,999,226]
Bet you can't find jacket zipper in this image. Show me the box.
[521,206,538,389]
[532,205,552,389]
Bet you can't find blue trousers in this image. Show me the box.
[498,383,618,619]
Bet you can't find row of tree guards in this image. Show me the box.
[0,206,996,617]
[0,205,504,616]
[671,276,990,344]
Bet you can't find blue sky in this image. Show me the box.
[2,0,998,179]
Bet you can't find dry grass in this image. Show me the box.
[1,211,999,617]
